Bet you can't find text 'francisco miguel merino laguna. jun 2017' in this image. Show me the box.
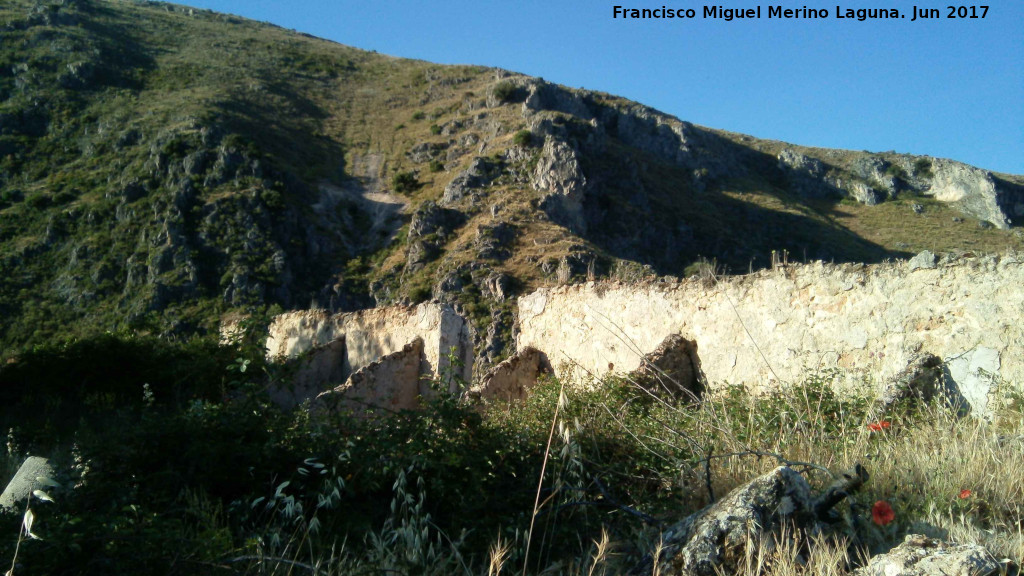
[611,5,990,22]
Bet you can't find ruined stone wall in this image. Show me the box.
[266,302,473,386]
[517,254,1024,406]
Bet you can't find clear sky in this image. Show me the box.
[175,1,1023,174]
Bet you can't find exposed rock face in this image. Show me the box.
[647,467,823,576]
[924,158,1009,228]
[869,352,946,419]
[312,337,426,416]
[779,148,883,205]
[473,221,516,261]
[266,302,473,390]
[517,255,1024,412]
[471,347,551,402]
[851,156,899,197]
[533,138,588,232]
[441,157,501,206]
[1,456,54,511]
[406,201,465,271]
[630,333,703,402]
[853,534,1008,576]
[778,149,833,198]
[908,250,937,271]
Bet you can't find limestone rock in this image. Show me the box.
[907,250,937,271]
[474,222,516,261]
[406,201,464,271]
[406,141,448,164]
[534,139,587,232]
[441,157,501,206]
[851,156,899,197]
[313,337,426,416]
[471,347,551,402]
[630,333,703,402]
[1,456,55,511]
[869,353,946,420]
[925,158,1009,229]
[778,149,834,199]
[846,180,883,206]
[647,466,821,576]
[481,271,511,301]
[853,534,1009,576]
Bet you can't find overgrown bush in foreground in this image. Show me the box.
[1,334,1022,575]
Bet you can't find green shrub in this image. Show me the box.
[0,188,23,203]
[492,81,524,104]
[512,129,533,147]
[429,159,444,173]
[429,124,441,135]
[392,170,419,193]
[412,111,425,121]
[914,158,934,178]
[885,163,908,180]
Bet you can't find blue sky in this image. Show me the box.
[177,1,1023,174]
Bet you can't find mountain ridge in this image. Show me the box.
[0,0,1021,356]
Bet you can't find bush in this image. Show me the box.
[492,81,524,104]
[392,170,419,193]
[512,129,533,147]
[429,159,444,173]
[885,163,908,180]
[429,124,441,135]
[914,158,934,178]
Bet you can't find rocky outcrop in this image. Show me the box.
[869,352,947,419]
[517,254,1024,414]
[471,347,551,402]
[266,302,472,390]
[629,333,703,402]
[853,534,1009,576]
[312,337,425,416]
[1,456,54,511]
[441,157,501,206]
[473,221,516,261]
[923,158,1008,228]
[641,465,866,576]
[778,149,883,205]
[533,138,588,232]
[907,250,937,271]
[406,201,465,271]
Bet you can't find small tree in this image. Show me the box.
[392,171,419,193]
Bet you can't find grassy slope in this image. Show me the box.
[0,0,1020,353]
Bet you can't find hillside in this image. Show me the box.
[1,0,1022,361]
[1,2,1023,575]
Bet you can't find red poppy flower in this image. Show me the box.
[872,500,895,526]
[959,489,972,499]
[867,421,892,432]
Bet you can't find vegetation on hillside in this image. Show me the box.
[0,0,1021,354]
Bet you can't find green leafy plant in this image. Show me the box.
[392,170,419,193]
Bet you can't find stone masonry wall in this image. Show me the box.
[266,302,473,387]
[517,254,1024,405]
